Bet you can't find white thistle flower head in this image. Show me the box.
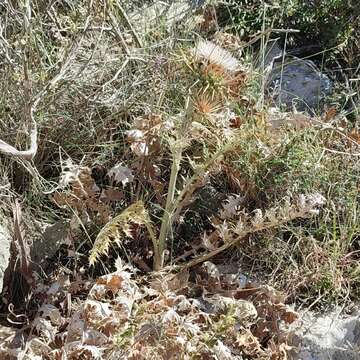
[193,40,240,73]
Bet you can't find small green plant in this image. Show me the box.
[219,0,359,48]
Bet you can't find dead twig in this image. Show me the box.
[115,0,143,48]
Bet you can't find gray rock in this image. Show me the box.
[290,309,360,360]
[31,220,70,265]
[268,58,332,113]
[0,213,11,293]
[263,41,333,113]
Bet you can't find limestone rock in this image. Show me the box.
[290,309,360,360]
[0,213,11,294]
[263,41,333,113]
[31,220,70,265]
[268,58,332,113]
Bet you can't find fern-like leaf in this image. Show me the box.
[89,201,151,265]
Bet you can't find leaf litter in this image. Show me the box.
[0,257,298,360]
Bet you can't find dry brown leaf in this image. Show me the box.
[126,114,170,157]
[202,231,220,251]
[100,188,124,202]
[166,271,190,292]
[107,163,134,186]
[83,299,113,320]
[54,161,111,224]
[274,304,298,324]
[82,329,109,346]
[65,342,104,360]
[323,106,337,122]
[235,330,263,356]
[150,271,189,293]
[349,128,360,144]
[95,274,123,294]
[219,194,245,219]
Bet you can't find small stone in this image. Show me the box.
[267,58,332,113]
[0,212,11,294]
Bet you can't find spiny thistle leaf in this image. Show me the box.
[89,201,151,265]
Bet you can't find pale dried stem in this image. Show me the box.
[115,0,143,48]
[108,10,131,56]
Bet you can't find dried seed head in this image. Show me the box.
[194,93,222,115]
[192,40,240,73]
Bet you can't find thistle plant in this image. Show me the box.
[86,39,328,272]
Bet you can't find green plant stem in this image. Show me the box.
[156,146,182,270]
[156,138,239,270]
[156,134,242,270]
[156,96,193,270]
